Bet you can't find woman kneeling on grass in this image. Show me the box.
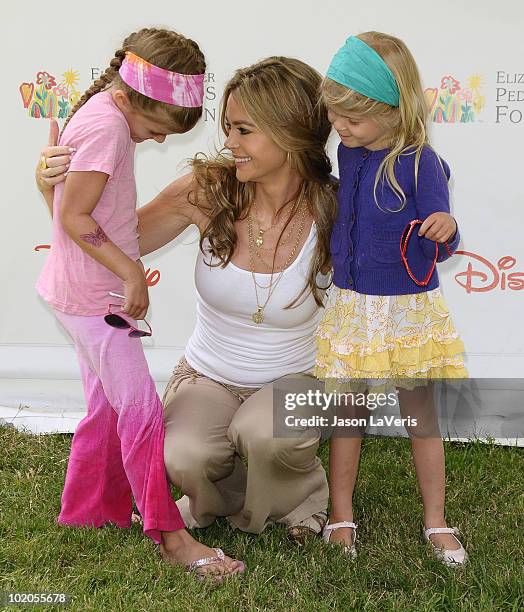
[37,56,337,546]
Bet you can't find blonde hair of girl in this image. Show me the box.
[63,27,206,133]
[190,56,338,307]
[321,31,432,211]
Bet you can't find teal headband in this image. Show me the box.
[326,36,400,107]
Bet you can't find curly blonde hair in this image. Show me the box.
[190,56,338,307]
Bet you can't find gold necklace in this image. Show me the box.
[251,201,292,246]
[248,203,307,288]
[256,206,303,253]
[247,196,308,324]
[252,204,308,273]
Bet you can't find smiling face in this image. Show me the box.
[327,106,392,150]
[223,93,288,184]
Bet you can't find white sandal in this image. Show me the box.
[322,521,357,558]
[423,527,468,566]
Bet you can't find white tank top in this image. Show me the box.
[184,223,322,386]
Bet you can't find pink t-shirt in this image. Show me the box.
[36,91,139,315]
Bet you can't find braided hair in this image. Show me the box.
[63,28,206,133]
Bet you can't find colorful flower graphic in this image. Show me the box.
[53,83,69,98]
[425,73,485,124]
[69,89,81,106]
[19,68,81,119]
[440,75,460,94]
[473,95,485,115]
[36,71,57,90]
[58,98,70,119]
[457,89,472,103]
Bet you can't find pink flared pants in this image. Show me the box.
[54,309,185,543]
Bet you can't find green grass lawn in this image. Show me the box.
[1,425,522,612]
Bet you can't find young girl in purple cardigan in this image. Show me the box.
[315,31,468,566]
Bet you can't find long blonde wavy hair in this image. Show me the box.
[321,31,431,211]
[63,28,206,134]
[190,57,338,307]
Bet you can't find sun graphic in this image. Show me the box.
[466,75,483,91]
[62,69,80,88]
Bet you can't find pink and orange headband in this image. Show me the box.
[119,51,205,108]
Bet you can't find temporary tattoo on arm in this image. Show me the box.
[80,225,109,248]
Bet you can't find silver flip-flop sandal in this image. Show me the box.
[187,548,246,582]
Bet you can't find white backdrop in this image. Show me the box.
[1,1,523,433]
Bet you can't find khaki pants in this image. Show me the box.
[163,358,329,534]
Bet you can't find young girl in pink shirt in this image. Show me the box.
[36,27,244,581]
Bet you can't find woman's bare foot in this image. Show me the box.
[160,529,245,581]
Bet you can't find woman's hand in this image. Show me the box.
[418,212,457,243]
[122,260,150,320]
[36,120,74,192]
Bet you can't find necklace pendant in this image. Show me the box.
[252,307,264,324]
[255,230,264,246]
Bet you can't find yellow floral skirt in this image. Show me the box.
[314,286,467,391]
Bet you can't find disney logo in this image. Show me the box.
[145,268,160,287]
[34,244,161,287]
[454,251,524,293]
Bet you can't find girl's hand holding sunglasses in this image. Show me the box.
[105,293,153,337]
[122,261,149,320]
